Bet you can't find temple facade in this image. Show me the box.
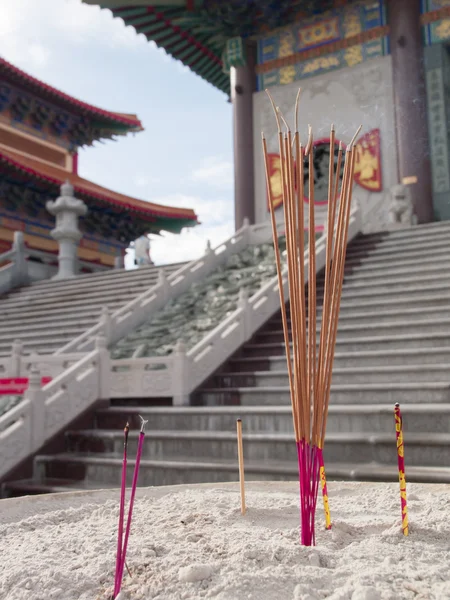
[0,57,198,270]
[84,0,450,232]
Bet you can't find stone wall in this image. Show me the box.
[252,55,398,234]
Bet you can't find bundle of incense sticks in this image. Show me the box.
[262,88,360,546]
[113,417,147,599]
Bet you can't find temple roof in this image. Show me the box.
[0,148,198,235]
[0,57,143,145]
[82,1,346,95]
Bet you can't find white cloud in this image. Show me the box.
[0,0,163,69]
[28,43,50,68]
[133,174,160,187]
[191,157,234,189]
[125,193,234,267]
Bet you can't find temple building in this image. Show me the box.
[84,0,450,233]
[0,57,198,270]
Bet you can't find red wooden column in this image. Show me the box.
[387,0,433,223]
[231,42,256,230]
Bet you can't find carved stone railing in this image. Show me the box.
[0,337,108,481]
[0,232,28,295]
[109,206,361,404]
[55,219,275,355]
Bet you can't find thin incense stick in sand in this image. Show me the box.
[262,88,359,545]
[236,418,246,515]
[114,422,129,598]
[116,416,148,597]
[394,403,409,536]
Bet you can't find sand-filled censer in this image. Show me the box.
[0,481,449,600]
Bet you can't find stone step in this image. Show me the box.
[255,318,450,343]
[64,428,450,468]
[0,316,97,333]
[22,262,184,292]
[311,284,450,307]
[0,325,87,342]
[242,332,450,356]
[95,403,450,435]
[267,306,450,329]
[349,231,450,254]
[337,292,450,314]
[194,383,450,406]
[32,453,450,487]
[0,285,151,309]
[0,328,82,343]
[350,227,450,248]
[326,278,450,300]
[344,252,450,274]
[343,261,450,282]
[357,220,450,240]
[346,237,450,260]
[214,365,450,386]
[11,272,163,297]
[0,302,124,322]
[344,244,450,267]
[249,347,450,370]
[0,299,127,321]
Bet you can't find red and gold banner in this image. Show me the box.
[266,128,382,212]
[353,128,382,192]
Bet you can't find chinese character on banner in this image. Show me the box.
[353,129,382,192]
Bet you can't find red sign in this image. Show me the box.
[353,128,382,192]
[266,128,383,210]
[0,377,52,395]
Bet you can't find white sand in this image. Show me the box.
[0,481,449,600]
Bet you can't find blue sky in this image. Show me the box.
[0,0,234,266]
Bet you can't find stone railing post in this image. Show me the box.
[46,181,87,280]
[11,231,29,288]
[99,306,112,343]
[157,268,170,302]
[27,358,45,451]
[241,216,251,244]
[172,339,189,406]
[237,287,250,342]
[203,239,215,268]
[96,334,111,400]
[114,254,125,270]
[9,339,23,377]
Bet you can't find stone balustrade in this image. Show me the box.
[0,207,362,480]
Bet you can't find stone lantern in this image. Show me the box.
[46,181,87,280]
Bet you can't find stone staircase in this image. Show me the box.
[3,221,450,495]
[0,262,184,356]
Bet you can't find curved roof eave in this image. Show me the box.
[0,56,144,132]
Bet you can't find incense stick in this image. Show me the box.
[114,422,129,598]
[236,419,246,515]
[394,403,409,536]
[263,87,360,545]
[116,416,148,596]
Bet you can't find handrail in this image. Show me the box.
[108,205,362,404]
[0,340,107,481]
[0,248,16,264]
[55,220,262,355]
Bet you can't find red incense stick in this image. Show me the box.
[114,422,129,597]
[116,416,147,597]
